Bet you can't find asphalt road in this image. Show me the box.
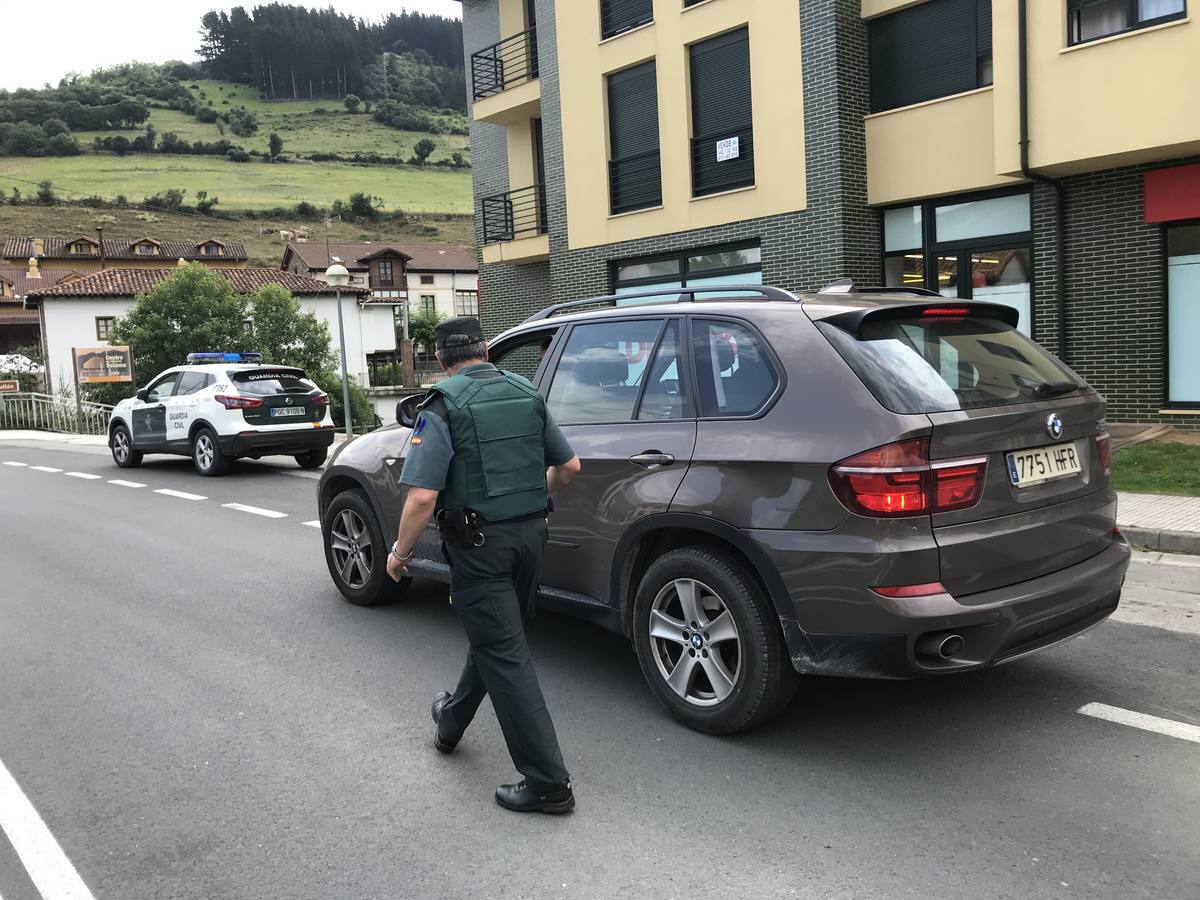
[1,438,1197,900]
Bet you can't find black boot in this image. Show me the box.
[430,691,458,754]
[495,779,575,814]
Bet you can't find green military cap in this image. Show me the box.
[435,317,485,350]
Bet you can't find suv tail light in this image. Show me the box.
[829,438,988,518]
[1096,432,1112,477]
[215,394,263,410]
[312,392,329,407]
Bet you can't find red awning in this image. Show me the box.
[1144,163,1200,224]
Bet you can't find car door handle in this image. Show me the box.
[629,451,675,469]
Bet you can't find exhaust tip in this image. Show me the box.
[916,632,964,661]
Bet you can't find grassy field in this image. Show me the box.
[0,204,475,268]
[0,155,471,215]
[1113,442,1200,497]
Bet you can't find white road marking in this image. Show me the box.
[302,520,321,528]
[30,466,62,473]
[2,461,27,467]
[1078,703,1200,745]
[154,488,207,501]
[64,472,102,480]
[222,503,288,519]
[0,755,97,900]
[108,479,146,488]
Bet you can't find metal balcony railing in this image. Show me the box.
[480,184,548,245]
[691,126,755,198]
[608,149,662,215]
[471,28,538,101]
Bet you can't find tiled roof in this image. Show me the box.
[286,241,478,273]
[0,266,82,298]
[24,267,368,302]
[3,236,249,262]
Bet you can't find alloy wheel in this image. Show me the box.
[113,431,129,463]
[648,578,742,707]
[195,434,215,471]
[330,509,373,589]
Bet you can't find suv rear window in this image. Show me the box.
[817,316,1086,414]
[232,369,316,396]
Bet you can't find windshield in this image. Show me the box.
[232,369,317,396]
[817,316,1088,414]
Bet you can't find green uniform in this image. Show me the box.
[399,362,574,789]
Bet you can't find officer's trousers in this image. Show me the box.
[439,518,569,789]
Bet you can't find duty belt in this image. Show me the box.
[436,500,553,548]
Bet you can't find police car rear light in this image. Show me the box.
[186,351,263,364]
[313,393,329,406]
[215,394,263,410]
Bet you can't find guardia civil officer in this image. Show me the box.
[385,317,581,814]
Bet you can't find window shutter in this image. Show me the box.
[601,0,654,40]
[689,28,754,196]
[608,61,662,214]
[977,0,992,54]
[868,0,977,112]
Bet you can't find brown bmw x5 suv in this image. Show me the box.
[317,284,1130,733]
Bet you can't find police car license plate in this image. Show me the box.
[1006,442,1081,487]
[270,406,307,418]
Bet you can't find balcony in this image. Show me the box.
[470,28,541,124]
[480,184,550,264]
[691,126,755,198]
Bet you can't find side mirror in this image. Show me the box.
[397,395,421,428]
[135,387,149,402]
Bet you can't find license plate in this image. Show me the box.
[1006,442,1082,487]
[270,406,307,418]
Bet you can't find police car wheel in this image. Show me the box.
[110,424,143,468]
[295,448,327,469]
[324,490,410,606]
[192,427,230,476]
[631,546,797,735]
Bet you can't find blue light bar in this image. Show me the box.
[186,352,263,364]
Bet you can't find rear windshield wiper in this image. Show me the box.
[1033,380,1080,398]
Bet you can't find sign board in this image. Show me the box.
[0,379,18,393]
[73,346,133,384]
[716,136,740,162]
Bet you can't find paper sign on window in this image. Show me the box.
[716,136,740,162]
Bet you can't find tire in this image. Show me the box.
[323,489,411,606]
[295,448,328,469]
[110,424,143,469]
[631,546,798,734]
[191,427,230,476]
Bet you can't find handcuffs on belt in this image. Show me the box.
[437,508,486,548]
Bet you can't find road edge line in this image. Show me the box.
[1077,702,1200,744]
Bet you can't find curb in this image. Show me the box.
[1121,526,1200,556]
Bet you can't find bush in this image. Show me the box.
[115,194,128,206]
[226,108,258,137]
[143,188,185,210]
[294,201,319,218]
[410,138,436,165]
[159,131,187,154]
[46,133,81,156]
[196,106,219,123]
[42,117,69,137]
[226,146,251,162]
[195,190,219,214]
[36,180,56,204]
[343,93,361,114]
[450,151,468,168]
[268,132,283,161]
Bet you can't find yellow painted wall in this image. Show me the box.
[499,0,527,36]
[992,0,1200,176]
[865,88,1022,206]
[555,0,807,251]
[506,120,537,189]
[860,0,928,18]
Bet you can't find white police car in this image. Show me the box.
[108,352,335,476]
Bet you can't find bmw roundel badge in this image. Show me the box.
[1046,413,1064,440]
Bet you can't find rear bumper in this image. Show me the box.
[219,426,335,456]
[776,536,1131,679]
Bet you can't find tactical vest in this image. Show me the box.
[424,368,550,522]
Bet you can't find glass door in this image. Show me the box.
[1168,224,1200,405]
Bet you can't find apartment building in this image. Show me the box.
[457,0,1200,426]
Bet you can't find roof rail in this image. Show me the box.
[523,284,800,323]
[818,278,940,298]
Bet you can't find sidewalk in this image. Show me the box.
[1118,492,1200,555]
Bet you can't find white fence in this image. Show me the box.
[0,393,114,435]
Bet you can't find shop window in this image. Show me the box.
[868,0,992,112]
[1068,0,1186,46]
[613,242,762,298]
[1167,223,1200,405]
[882,191,1033,335]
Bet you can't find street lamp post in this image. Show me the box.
[325,263,354,439]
